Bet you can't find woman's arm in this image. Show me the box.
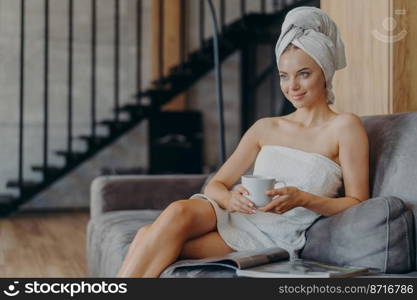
[259,113,370,217]
[303,113,369,216]
[299,193,362,217]
[203,118,267,210]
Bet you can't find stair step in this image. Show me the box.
[6,180,39,190]
[79,135,109,146]
[31,166,62,177]
[0,194,16,205]
[55,150,86,162]
[170,64,193,76]
[115,104,147,116]
[99,120,132,134]
[0,195,16,217]
[136,89,172,100]
[152,71,193,86]
[188,50,212,64]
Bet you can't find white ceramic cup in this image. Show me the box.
[241,175,286,207]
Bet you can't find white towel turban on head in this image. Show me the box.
[275,6,346,104]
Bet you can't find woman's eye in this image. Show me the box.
[300,72,310,77]
[279,74,287,79]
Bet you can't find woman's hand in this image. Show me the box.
[257,186,305,214]
[225,184,257,214]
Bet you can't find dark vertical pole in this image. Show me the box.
[179,0,186,64]
[43,0,49,178]
[273,0,279,12]
[68,0,73,156]
[199,0,205,49]
[114,0,120,123]
[240,46,249,136]
[270,49,277,116]
[240,0,246,17]
[18,0,25,192]
[261,0,266,13]
[252,44,257,125]
[207,0,225,163]
[158,0,164,79]
[136,0,142,102]
[91,0,97,140]
[240,44,256,135]
[220,0,225,33]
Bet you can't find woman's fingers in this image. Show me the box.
[266,187,286,197]
[236,184,249,196]
[258,198,282,212]
[274,206,284,213]
[257,202,273,212]
[236,195,256,214]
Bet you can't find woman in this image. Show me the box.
[116,6,369,278]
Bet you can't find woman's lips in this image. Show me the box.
[292,92,306,100]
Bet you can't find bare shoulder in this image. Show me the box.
[331,113,368,147]
[260,116,283,128]
[332,112,365,132]
[251,117,278,132]
[255,117,277,126]
[249,117,278,146]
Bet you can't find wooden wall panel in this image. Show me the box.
[321,0,391,116]
[393,0,417,112]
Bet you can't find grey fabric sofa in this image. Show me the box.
[87,112,417,277]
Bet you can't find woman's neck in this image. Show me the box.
[288,102,337,128]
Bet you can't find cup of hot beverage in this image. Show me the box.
[241,175,286,207]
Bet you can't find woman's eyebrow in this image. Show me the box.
[279,67,311,74]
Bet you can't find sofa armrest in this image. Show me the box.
[90,174,209,218]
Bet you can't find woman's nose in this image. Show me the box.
[289,78,300,90]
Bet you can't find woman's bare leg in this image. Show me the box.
[179,231,234,259]
[119,227,234,272]
[116,224,152,275]
[116,198,217,278]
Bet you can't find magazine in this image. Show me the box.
[236,259,374,278]
[161,247,380,278]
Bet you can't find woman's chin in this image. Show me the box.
[290,100,305,108]
[290,97,318,109]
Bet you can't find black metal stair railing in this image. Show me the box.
[0,0,314,217]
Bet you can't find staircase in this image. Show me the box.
[0,0,316,217]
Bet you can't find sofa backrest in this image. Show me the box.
[362,111,417,265]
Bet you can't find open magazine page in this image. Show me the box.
[236,259,375,278]
[160,247,289,277]
[234,248,289,269]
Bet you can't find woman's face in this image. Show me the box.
[278,47,327,109]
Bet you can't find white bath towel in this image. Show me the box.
[190,145,343,259]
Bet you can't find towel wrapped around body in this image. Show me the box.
[190,145,343,259]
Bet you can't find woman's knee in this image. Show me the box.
[131,224,152,245]
[137,224,151,236]
[157,199,215,234]
[162,200,195,227]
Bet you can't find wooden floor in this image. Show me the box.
[0,211,90,277]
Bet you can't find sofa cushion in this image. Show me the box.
[300,196,415,273]
[87,210,162,277]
